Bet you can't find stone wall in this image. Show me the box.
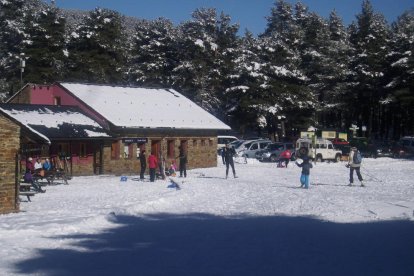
[101,136,218,176]
[0,115,20,214]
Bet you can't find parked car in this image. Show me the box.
[329,138,350,145]
[371,140,394,158]
[392,137,414,158]
[235,139,271,158]
[217,135,239,154]
[295,138,342,162]
[255,142,296,162]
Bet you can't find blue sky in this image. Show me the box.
[53,0,414,35]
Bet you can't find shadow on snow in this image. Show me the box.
[14,213,414,276]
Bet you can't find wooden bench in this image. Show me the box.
[32,169,69,185]
[19,183,37,202]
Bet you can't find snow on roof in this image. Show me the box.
[0,104,112,142]
[59,83,231,130]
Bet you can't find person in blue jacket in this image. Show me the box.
[295,157,313,189]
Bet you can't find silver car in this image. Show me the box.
[255,142,296,162]
[236,140,271,158]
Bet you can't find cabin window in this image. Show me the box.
[54,96,61,105]
[123,143,133,159]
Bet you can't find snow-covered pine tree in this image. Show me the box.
[224,30,266,136]
[173,8,238,115]
[22,2,66,84]
[385,10,414,137]
[0,0,27,96]
[348,0,390,137]
[65,7,127,84]
[259,0,315,139]
[323,10,353,130]
[128,18,177,87]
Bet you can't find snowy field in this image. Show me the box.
[1,157,414,276]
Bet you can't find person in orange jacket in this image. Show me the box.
[148,151,158,182]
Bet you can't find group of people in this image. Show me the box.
[138,146,188,182]
[221,142,364,189]
[24,157,53,193]
[296,146,364,189]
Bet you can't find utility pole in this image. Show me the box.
[19,53,26,88]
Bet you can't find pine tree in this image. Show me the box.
[22,2,66,84]
[348,0,390,137]
[173,8,239,114]
[386,10,414,137]
[224,31,266,136]
[128,18,177,87]
[0,0,27,94]
[65,8,127,84]
[259,0,315,139]
[322,10,353,129]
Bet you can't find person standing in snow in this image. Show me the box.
[295,157,313,189]
[278,149,291,168]
[177,146,187,178]
[347,146,364,187]
[139,150,146,180]
[222,143,237,178]
[148,151,158,182]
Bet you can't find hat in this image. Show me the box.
[351,147,357,150]
[28,157,33,161]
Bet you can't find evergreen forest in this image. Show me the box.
[1,0,413,140]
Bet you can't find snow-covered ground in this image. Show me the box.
[1,157,414,275]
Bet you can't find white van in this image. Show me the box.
[217,136,239,151]
[296,138,342,162]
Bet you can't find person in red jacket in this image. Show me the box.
[148,151,158,182]
[278,149,291,168]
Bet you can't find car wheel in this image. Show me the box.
[316,154,323,162]
[334,154,341,162]
[270,155,277,162]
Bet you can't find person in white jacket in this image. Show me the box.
[348,147,364,187]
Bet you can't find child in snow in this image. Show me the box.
[167,161,177,176]
[295,157,313,189]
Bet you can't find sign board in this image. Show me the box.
[322,131,336,139]
[122,138,148,144]
[300,131,315,138]
[338,133,348,141]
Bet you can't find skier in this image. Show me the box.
[139,149,146,180]
[278,149,291,168]
[347,146,364,187]
[295,156,313,189]
[222,143,237,178]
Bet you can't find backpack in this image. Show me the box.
[353,150,362,164]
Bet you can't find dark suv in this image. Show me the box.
[255,142,296,162]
